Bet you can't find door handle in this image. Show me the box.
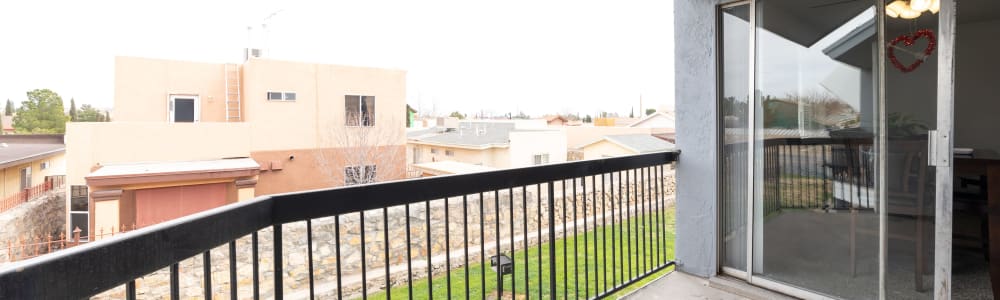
[927,130,950,167]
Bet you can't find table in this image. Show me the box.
[954,154,1000,297]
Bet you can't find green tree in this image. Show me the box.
[105,111,111,122]
[449,111,466,119]
[645,108,656,115]
[77,104,106,122]
[583,114,593,123]
[13,89,69,133]
[629,107,635,118]
[4,99,12,116]
[69,98,78,121]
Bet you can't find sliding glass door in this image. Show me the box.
[752,0,880,298]
[719,0,956,298]
[719,2,750,273]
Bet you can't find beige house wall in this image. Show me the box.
[410,143,508,168]
[581,140,637,160]
[69,57,408,237]
[242,59,407,151]
[113,57,229,123]
[65,122,254,236]
[0,152,65,200]
[508,131,567,167]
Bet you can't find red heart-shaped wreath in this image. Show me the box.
[888,29,936,73]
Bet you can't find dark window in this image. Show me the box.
[71,185,89,212]
[284,92,296,101]
[70,185,89,241]
[173,98,195,122]
[344,165,377,185]
[19,167,31,189]
[267,92,284,101]
[345,95,375,126]
[70,213,89,240]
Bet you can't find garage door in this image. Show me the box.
[135,183,227,226]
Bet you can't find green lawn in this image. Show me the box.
[368,206,675,299]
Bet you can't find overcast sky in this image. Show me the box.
[0,0,675,117]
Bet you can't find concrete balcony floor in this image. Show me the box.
[623,272,794,300]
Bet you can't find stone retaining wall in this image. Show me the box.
[0,188,66,263]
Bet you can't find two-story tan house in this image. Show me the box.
[66,56,407,239]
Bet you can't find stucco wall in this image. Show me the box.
[113,57,229,123]
[251,145,406,196]
[674,0,720,277]
[242,59,407,152]
[0,152,65,200]
[508,131,567,167]
[581,140,635,160]
[410,144,505,167]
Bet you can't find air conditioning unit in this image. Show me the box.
[244,48,263,61]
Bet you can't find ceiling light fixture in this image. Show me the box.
[885,0,940,19]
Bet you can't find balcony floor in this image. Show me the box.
[623,271,792,300]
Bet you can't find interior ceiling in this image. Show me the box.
[761,0,873,47]
[765,0,1000,48]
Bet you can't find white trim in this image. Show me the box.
[721,266,747,279]
[933,0,956,298]
[627,111,675,128]
[168,94,200,123]
[406,140,510,150]
[750,276,839,300]
[746,0,757,284]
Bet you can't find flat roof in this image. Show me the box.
[89,158,259,178]
[412,160,496,176]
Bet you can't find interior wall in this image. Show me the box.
[954,19,1000,155]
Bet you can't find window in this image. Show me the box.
[445,150,454,156]
[345,95,375,126]
[40,161,49,170]
[70,185,89,240]
[345,165,377,185]
[430,148,438,154]
[267,91,296,101]
[169,95,199,122]
[19,167,31,189]
[533,154,549,165]
[267,92,283,100]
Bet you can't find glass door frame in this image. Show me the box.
[715,0,957,299]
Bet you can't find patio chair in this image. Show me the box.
[850,139,930,292]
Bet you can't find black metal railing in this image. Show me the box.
[722,137,873,216]
[0,151,678,299]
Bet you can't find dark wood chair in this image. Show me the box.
[954,174,989,261]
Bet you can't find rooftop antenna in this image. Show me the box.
[261,10,283,57]
[246,9,283,60]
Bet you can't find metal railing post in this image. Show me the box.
[547,182,556,300]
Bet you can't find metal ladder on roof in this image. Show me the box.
[224,63,242,122]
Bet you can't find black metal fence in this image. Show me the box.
[0,151,678,299]
[723,138,874,215]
